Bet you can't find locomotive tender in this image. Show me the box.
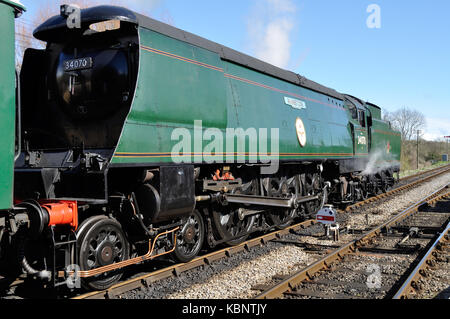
[0,4,401,291]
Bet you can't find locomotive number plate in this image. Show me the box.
[63,57,93,72]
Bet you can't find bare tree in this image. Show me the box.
[15,22,36,69]
[16,0,103,68]
[385,107,426,141]
[15,0,162,68]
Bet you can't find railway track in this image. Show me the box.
[72,219,318,299]
[344,163,450,213]
[1,165,448,300]
[70,166,450,300]
[393,221,449,299]
[399,164,450,185]
[253,184,450,299]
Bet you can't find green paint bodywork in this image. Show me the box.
[0,1,20,210]
[111,26,400,168]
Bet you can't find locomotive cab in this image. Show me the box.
[344,95,370,157]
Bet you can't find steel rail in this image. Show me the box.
[2,165,448,299]
[345,165,450,212]
[73,219,317,299]
[255,184,450,299]
[393,221,450,299]
[73,167,450,299]
[77,227,179,278]
[399,163,450,183]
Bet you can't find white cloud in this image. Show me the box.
[247,0,297,69]
[422,117,450,141]
[267,0,296,14]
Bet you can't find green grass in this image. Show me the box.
[399,161,449,179]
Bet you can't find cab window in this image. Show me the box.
[358,110,366,128]
[347,104,358,120]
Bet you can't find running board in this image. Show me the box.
[223,194,319,208]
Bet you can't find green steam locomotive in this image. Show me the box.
[0,4,400,291]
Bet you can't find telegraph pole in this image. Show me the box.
[417,130,420,170]
[445,136,450,161]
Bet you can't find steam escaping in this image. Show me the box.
[247,0,297,69]
[361,149,399,176]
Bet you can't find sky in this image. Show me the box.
[17,0,450,141]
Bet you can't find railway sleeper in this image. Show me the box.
[357,245,422,255]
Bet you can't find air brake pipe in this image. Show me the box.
[17,231,52,281]
[14,201,77,281]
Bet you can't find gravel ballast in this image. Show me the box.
[121,172,450,300]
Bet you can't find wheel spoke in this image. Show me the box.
[77,217,130,290]
[173,209,205,263]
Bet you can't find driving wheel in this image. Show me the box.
[212,180,258,246]
[266,176,299,229]
[77,216,130,291]
[173,209,205,263]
